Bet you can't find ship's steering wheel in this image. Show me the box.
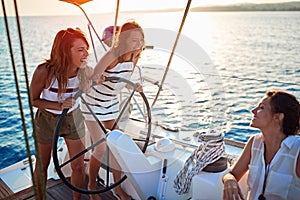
[52,77,152,194]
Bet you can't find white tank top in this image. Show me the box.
[42,76,80,114]
[247,134,300,200]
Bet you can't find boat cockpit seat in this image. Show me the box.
[107,130,162,200]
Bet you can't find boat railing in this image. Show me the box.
[140,129,245,150]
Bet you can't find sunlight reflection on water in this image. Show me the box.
[0,11,299,169]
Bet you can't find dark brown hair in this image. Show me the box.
[266,90,300,136]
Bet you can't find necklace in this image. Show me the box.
[258,164,270,200]
[258,142,272,200]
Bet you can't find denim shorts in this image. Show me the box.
[33,107,85,144]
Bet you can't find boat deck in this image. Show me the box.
[0,177,117,200]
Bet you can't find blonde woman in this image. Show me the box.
[81,21,144,200]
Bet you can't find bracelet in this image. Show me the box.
[222,171,235,183]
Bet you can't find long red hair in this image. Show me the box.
[45,27,89,97]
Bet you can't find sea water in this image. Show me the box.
[0,11,299,169]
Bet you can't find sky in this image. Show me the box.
[0,0,297,16]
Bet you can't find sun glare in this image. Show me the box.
[0,0,291,16]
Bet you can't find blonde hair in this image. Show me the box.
[113,21,145,62]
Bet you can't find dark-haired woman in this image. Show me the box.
[222,90,300,200]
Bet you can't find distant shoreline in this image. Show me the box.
[132,1,300,13]
[190,2,300,12]
[1,1,299,17]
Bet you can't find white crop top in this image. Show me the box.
[42,76,80,114]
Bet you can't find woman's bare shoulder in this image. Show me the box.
[35,63,48,74]
[32,63,49,85]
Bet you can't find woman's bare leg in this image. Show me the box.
[33,143,52,200]
[86,120,107,200]
[111,161,132,200]
[103,120,132,200]
[65,137,86,200]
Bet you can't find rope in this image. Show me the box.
[72,2,106,50]
[88,24,99,61]
[1,0,45,199]
[173,133,225,195]
[151,0,192,108]
[14,0,46,198]
[112,0,120,45]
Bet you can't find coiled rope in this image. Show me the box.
[173,131,225,195]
